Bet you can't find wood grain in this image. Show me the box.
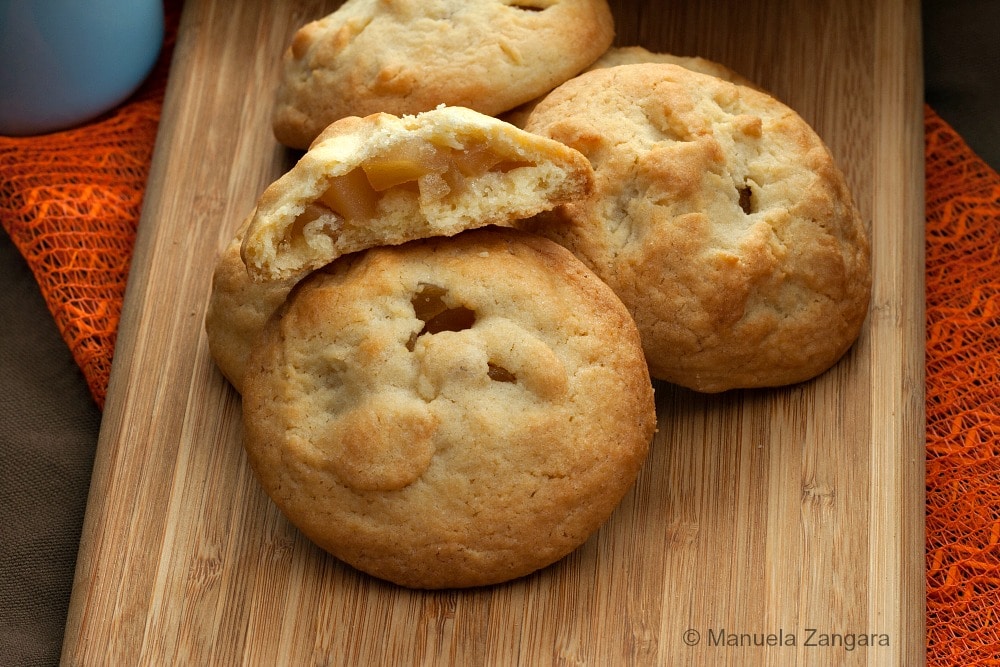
[61,0,926,664]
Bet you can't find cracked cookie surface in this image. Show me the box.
[522,63,872,391]
[241,227,655,589]
[501,46,762,128]
[272,0,615,149]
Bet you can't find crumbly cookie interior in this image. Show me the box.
[242,108,592,282]
[281,136,533,262]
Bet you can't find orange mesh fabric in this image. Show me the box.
[925,105,1000,664]
[0,1,181,409]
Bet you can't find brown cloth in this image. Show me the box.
[0,234,101,666]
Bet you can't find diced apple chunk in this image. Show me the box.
[319,169,379,220]
[363,159,433,191]
[450,144,532,176]
[363,139,447,191]
[449,143,501,176]
[487,362,517,383]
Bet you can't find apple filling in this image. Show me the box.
[290,138,534,246]
[407,283,476,352]
[406,283,518,384]
[737,181,754,215]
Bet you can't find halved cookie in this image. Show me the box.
[241,227,656,589]
[241,105,594,282]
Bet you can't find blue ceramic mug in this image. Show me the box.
[0,0,164,136]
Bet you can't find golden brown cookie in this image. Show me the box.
[242,105,594,282]
[522,63,871,392]
[272,0,615,149]
[241,227,656,589]
[587,46,759,88]
[204,218,297,393]
[500,46,761,128]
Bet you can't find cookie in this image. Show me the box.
[242,105,594,282]
[272,0,615,149]
[500,46,761,128]
[204,218,297,392]
[522,63,871,392]
[241,227,656,589]
[587,46,760,89]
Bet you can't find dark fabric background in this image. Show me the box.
[924,0,1000,170]
[0,234,101,666]
[0,2,997,664]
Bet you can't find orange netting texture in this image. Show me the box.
[0,1,180,410]
[925,106,1000,664]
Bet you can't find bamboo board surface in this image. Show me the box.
[62,0,926,664]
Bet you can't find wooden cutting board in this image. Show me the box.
[62,0,926,664]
